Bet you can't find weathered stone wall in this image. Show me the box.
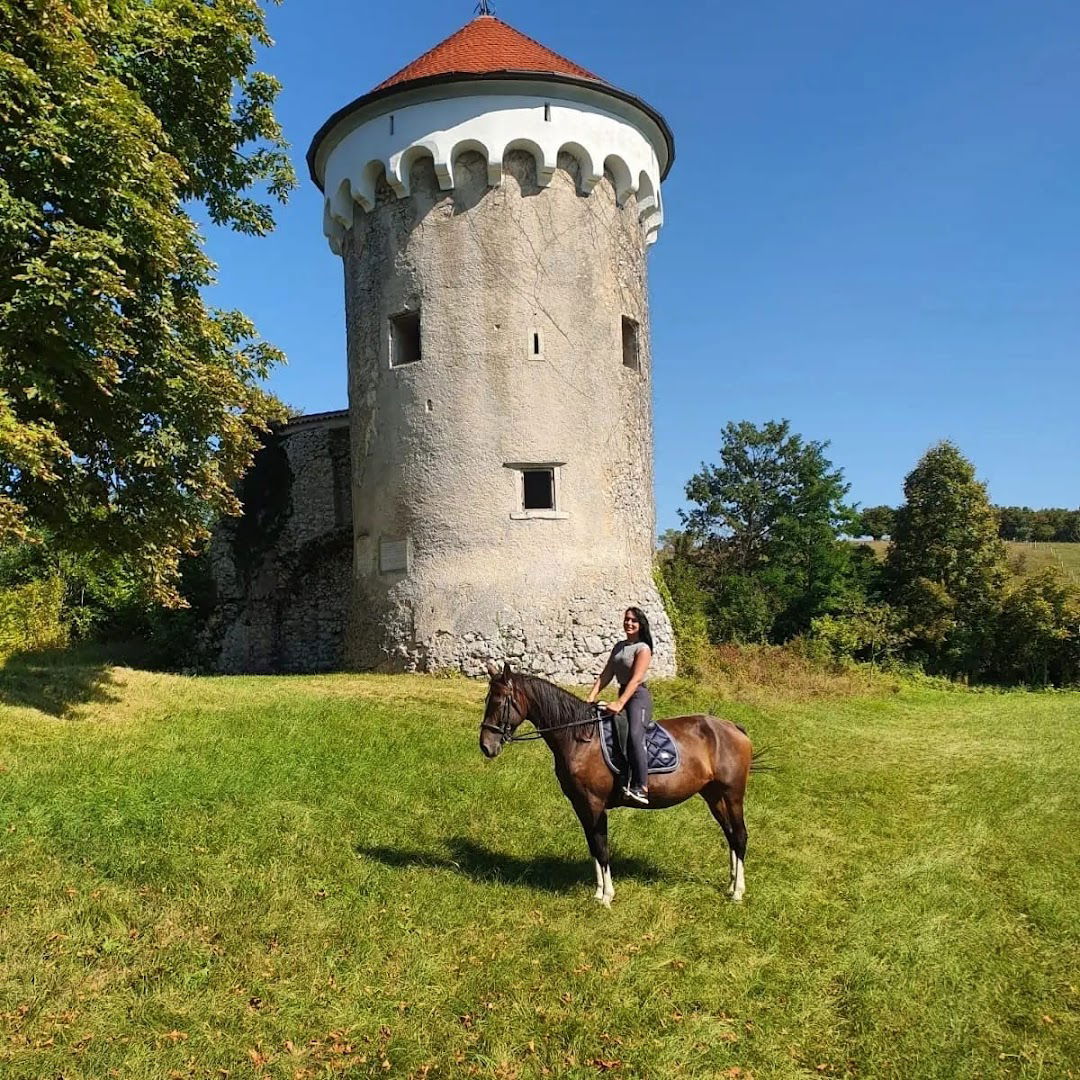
[207,415,352,673]
[339,150,675,679]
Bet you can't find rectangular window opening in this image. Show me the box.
[622,315,635,371]
[390,311,421,367]
[532,332,541,355]
[621,316,640,370]
[522,468,555,511]
[544,102,551,122]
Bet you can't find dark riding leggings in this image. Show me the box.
[623,684,653,789]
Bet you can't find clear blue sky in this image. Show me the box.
[202,0,1080,533]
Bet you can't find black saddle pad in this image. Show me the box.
[599,715,680,777]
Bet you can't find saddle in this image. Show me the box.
[597,710,680,779]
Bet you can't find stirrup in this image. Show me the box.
[623,786,649,806]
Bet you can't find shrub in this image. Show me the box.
[810,603,906,668]
[654,560,710,676]
[0,576,68,662]
[993,568,1080,687]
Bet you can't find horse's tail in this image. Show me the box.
[749,745,775,773]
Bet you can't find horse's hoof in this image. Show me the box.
[600,895,613,908]
[731,892,745,904]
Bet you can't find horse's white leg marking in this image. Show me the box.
[602,864,614,907]
[593,858,605,901]
[731,856,746,903]
[728,846,737,895]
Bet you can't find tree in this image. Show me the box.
[994,568,1080,687]
[682,420,858,642]
[0,0,295,602]
[886,441,1008,677]
[996,506,1033,542]
[855,505,895,540]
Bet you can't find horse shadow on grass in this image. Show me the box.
[356,836,674,892]
[0,646,120,718]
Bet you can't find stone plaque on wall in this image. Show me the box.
[379,538,410,573]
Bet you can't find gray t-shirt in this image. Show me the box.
[609,639,652,690]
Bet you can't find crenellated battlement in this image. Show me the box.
[316,87,667,255]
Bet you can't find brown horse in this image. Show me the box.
[479,662,753,906]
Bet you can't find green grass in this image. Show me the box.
[1003,541,1080,582]
[0,657,1077,1079]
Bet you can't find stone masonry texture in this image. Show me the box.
[340,151,675,679]
[207,420,352,673]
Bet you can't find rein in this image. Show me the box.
[481,695,601,744]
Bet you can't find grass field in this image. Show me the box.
[859,540,1080,582]
[0,655,1077,1079]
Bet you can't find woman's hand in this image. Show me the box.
[599,701,619,713]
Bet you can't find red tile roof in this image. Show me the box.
[374,15,603,91]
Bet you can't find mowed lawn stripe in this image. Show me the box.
[0,667,1076,1078]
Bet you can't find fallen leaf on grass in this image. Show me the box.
[592,1058,623,1071]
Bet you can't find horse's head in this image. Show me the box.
[480,661,527,759]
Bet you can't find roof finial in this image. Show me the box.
[476,0,495,14]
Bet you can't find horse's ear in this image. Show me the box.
[502,661,513,679]
[486,661,500,679]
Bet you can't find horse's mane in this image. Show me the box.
[517,674,596,742]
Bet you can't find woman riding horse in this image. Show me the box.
[480,661,753,906]
[586,607,654,806]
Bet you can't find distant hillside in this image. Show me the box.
[856,540,1080,582]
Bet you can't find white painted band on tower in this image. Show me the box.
[317,86,666,255]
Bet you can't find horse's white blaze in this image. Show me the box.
[732,856,746,902]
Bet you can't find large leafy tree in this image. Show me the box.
[886,441,1008,676]
[0,0,294,602]
[682,420,858,642]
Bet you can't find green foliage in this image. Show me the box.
[0,532,214,666]
[681,420,859,643]
[993,567,1080,687]
[886,441,1009,678]
[997,505,1080,543]
[653,549,709,675]
[0,574,67,660]
[809,602,906,668]
[0,0,293,603]
[854,504,896,540]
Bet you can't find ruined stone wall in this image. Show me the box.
[340,151,675,679]
[207,416,352,673]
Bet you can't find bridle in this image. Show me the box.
[480,686,528,743]
[481,688,602,746]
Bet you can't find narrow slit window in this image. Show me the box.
[522,469,555,511]
[390,311,421,367]
[544,102,551,122]
[621,315,640,371]
[531,330,543,358]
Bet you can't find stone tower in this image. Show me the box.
[307,14,676,679]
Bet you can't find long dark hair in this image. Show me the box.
[626,606,654,651]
